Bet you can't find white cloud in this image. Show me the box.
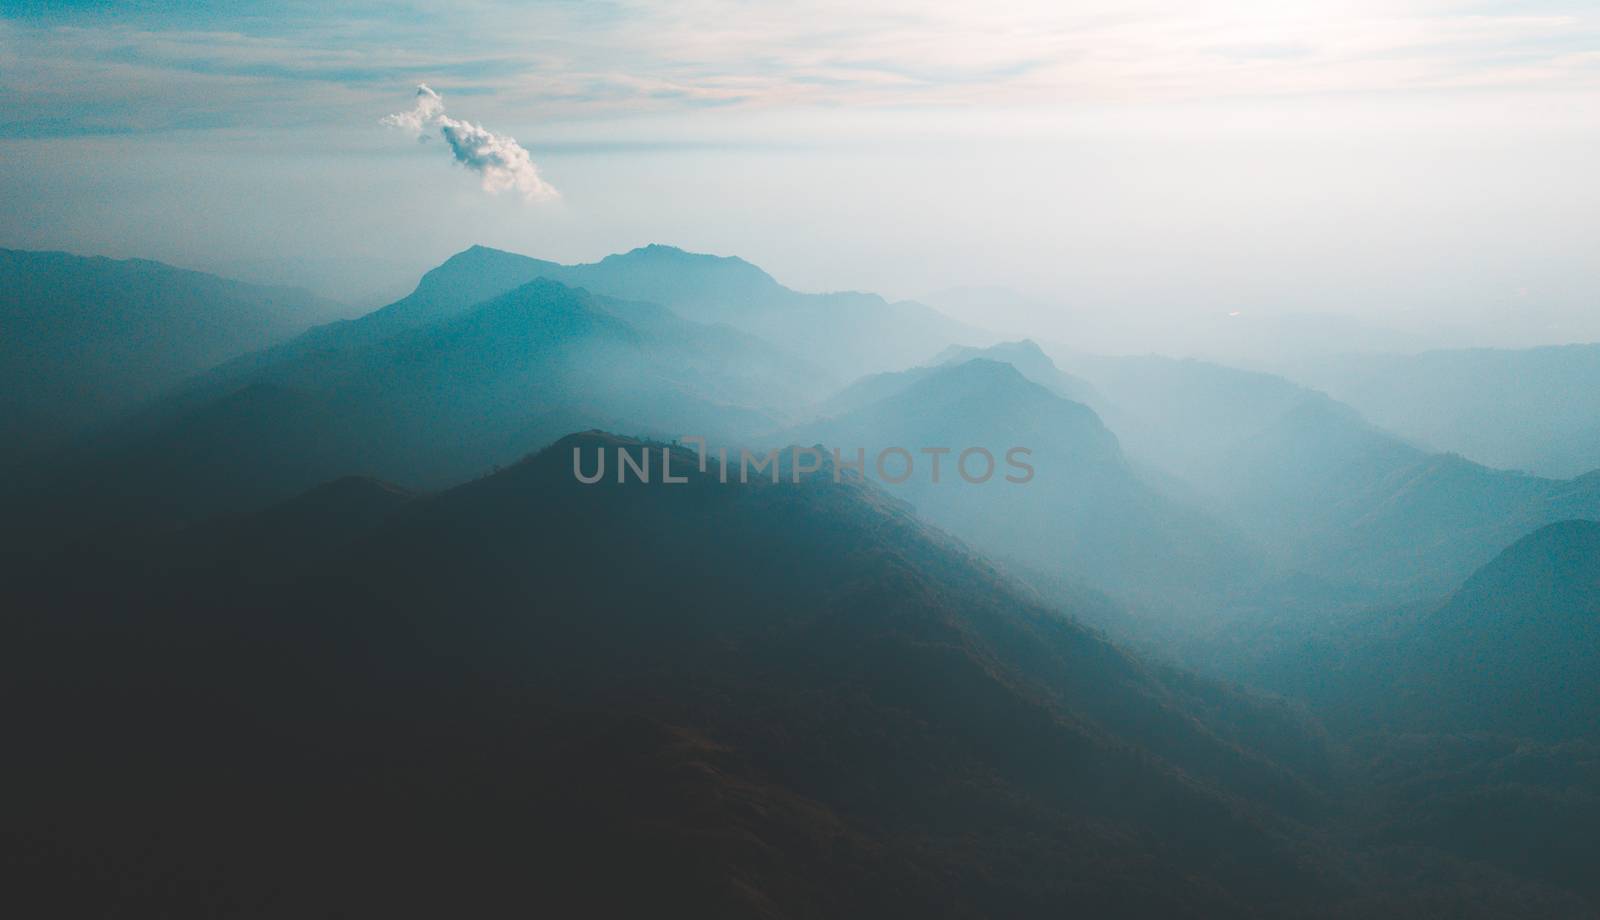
[380,83,444,135]
[5,3,1597,140]
[383,83,557,201]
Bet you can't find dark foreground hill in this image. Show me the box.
[4,432,1587,918]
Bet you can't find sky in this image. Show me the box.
[2,0,1598,355]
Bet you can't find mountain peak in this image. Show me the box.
[368,246,559,330]
[617,243,735,262]
[598,244,777,282]
[875,359,1111,438]
[928,339,1100,406]
[1002,337,1046,355]
[632,243,692,257]
[939,356,1031,383]
[437,244,535,268]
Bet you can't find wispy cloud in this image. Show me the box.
[383,83,556,201]
[2,2,1598,140]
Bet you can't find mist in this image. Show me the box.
[5,2,1600,361]
[6,2,1600,915]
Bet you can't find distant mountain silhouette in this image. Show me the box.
[0,248,341,466]
[12,430,1582,916]
[1043,350,1317,487]
[932,339,1102,405]
[293,243,983,380]
[819,339,1101,418]
[541,243,787,317]
[178,241,977,424]
[1,243,978,546]
[1048,349,1600,597]
[4,279,821,546]
[1216,394,1600,595]
[1289,345,1600,479]
[540,244,987,377]
[365,243,566,332]
[785,359,1260,608]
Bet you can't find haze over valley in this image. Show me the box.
[4,2,1600,916]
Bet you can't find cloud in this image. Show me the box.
[383,83,557,201]
[381,83,445,134]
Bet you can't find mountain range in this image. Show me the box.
[5,243,1600,915]
[263,243,983,382]
[1285,345,1600,479]
[4,275,820,545]
[1046,349,1600,597]
[0,248,341,467]
[786,355,1258,610]
[1261,519,1600,741]
[9,432,1588,917]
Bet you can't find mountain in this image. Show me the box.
[1044,349,1600,598]
[1214,395,1600,595]
[0,248,342,465]
[1232,521,1600,901]
[1399,520,1600,739]
[814,339,1097,417]
[538,243,786,319]
[1287,345,1600,479]
[188,245,566,377]
[293,243,981,380]
[1042,350,1318,488]
[329,243,565,339]
[12,430,1588,917]
[4,279,817,546]
[1245,518,1600,739]
[190,243,981,417]
[537,244,987,376]
[783,359,1260,610]
[933,339,1100,405]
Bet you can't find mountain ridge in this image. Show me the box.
[0,247,343,466]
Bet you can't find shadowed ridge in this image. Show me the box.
[14,424,1585,915]
[1350,518,1600,741]
[0,247,340,464]
[1440,518,1600,626]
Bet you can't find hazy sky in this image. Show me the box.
[3,1,1598,352]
